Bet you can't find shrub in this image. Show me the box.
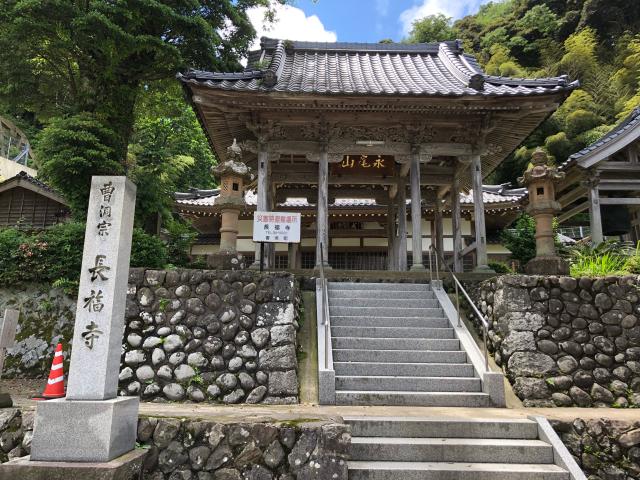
[131,228,168,269]
[501,214,537,265]
[568,241,633,277]
[488,261,514,274]
[164,219,198,267]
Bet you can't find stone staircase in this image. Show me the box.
[328,282,492,406]
[346,416,572,479]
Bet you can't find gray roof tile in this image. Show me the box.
[179,37,576,97]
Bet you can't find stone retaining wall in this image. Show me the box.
[122,269,301,404]
[552,418,640,479]
[474,275,640,407]
[0,409,351,479]
[0,269,301,405]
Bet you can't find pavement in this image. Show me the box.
[4,379,639,424]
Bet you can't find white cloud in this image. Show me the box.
[399,0,490,35]
[246,4,337,51]
[376,0,390,17]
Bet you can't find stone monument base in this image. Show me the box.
[30,397,139,463]
[0,392,12,408]
[207,251,245,270]
[0,449,146,480]
[525,256,570,275]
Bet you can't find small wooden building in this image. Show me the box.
[558,108,640,243]
[0,171,69,229]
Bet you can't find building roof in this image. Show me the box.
[179,37,576,98]
[562,107,640,169]
[0,171,67,205]
[175,185,525,210]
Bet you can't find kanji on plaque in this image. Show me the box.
[100,182,115,203]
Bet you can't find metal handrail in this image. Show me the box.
[319,243,330,370]
[429,245,490,371]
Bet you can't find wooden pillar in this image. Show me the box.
[387,199,397,271]
[434,197,444,258]
[410,150,425,271]
[451,165,463,273]
[252,145,271,269]
[288,242,300,269]
[397,179,408,271]
[316,148,330,268]
[588,179,603,245]
[471,154,491,271]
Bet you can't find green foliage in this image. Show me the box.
[0,222,169,284]
[131,228,168,269]
[567,241,633,277]
[544,132,572,162]
[488,261,514,274]
[501,213,537,265]
[37,113,123,216]
[163,219,198,267]
[407,14,456,43]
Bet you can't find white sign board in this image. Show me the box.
[253,211,301,243]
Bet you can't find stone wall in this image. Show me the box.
[122,269,300,404]
[552,418,640,479]
[0,285,75,378]
[475,275,640,407]
[0,269,301,405]
[0,409,351,479]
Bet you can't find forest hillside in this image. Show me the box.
[409,0,640,184]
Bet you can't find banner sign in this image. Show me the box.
[253,211,301,243]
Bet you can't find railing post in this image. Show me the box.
[454,280,461,327]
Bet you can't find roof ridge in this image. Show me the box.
[258,36,462,54]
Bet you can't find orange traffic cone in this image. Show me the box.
[39,343,66,399]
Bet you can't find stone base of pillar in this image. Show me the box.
[30,397,138,462]
[473,264,496,273]
[410,264,426,271]
[1,449,147,480]
[0,391,12,408]
[525,256,569,275]
[208,251,246,270]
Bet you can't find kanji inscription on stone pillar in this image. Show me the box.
[66,176,136,400]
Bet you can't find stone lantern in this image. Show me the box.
[519,148,569,275]
[210,139,253,264]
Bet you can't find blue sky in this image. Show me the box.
[247,0,494,48]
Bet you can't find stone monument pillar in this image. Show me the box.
[28,176,141,464]
[519,148,569,275]
[208,140,253,269]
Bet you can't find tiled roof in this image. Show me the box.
[563,107,640,168]
[175,185,525,209]
[0,170,66,203]
[179,37,576,97]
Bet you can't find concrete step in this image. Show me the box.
[332,349,467,363]
[334,362,475,377]
[350,437,553,464]
[329,298,440,308]
[344,417,539,439]
[328,282,430,291]
[331,326,455,339]
[331,316,450,328]
[347,461,570,480]
[336,376,481,392]
[329,289,436,299]
[336,391,493,407]
[332,337,460,351]
[330,306,443,317]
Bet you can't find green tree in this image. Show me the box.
[128,81,216,231]
[407,14,456,43]
[37,113,124,215]
[501,213,537,265]
[0,0,282,212]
